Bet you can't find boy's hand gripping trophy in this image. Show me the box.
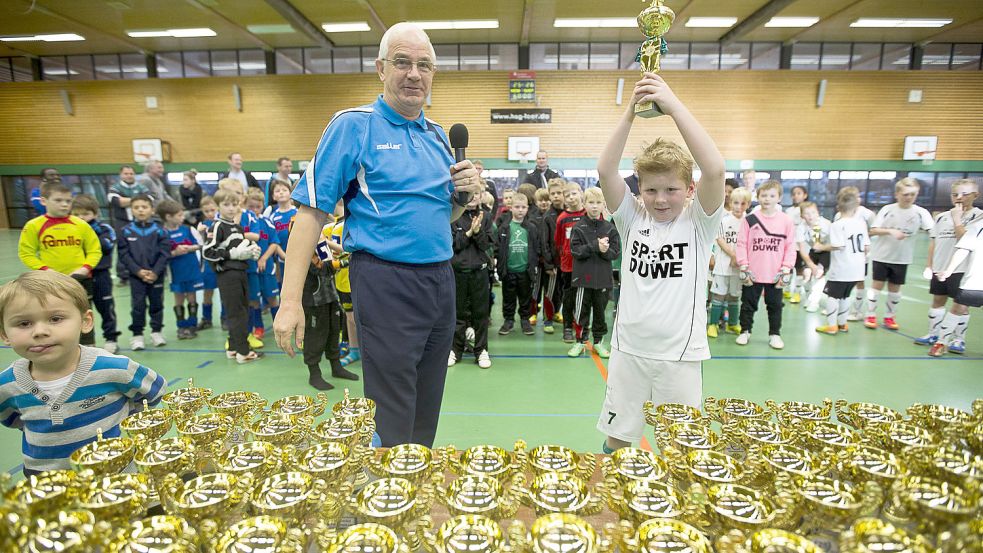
[635,0,676,118]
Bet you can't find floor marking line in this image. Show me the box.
[196,361,213,369]
[166,377,185,387]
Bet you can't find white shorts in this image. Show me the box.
[596,348,703,443]
[710,274,742,297]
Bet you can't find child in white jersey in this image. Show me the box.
[708,188,751,337]
[865,178,934,330]
[595,73,725,453]
[815,188,870,335]
[834,186,875,320]
[796,202,832,312]
[920,179,982,355]
[935,220,983,356]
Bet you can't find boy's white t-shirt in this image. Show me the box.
[835,205,875,228]
[955,222,983,292]
[611,185,723,361]
[32,373,74,399]
[930,207,983,272]
[713,212,741,276]
[869,203,934,265]
[796,217,832,250]
[827,215,870,283]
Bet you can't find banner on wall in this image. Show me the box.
[490,108,552,124]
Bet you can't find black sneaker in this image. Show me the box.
[521,320,535,335]
[498,321,514,335]
[562,328,575,343]
[197,320,213,330]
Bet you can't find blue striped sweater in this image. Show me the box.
[0,346,166,472]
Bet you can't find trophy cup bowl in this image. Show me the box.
[656,421,721,454]
[351,477,423,528]
[332,390,377,425]
[524,513,607,553]
[867,420,939,456]
[293,440,361,482]
[5,469,83,519]
[69,429,139,476]
[78,472,152,524]
[120,403,174,442]
[177,412,233,450]
[20,509,112,553]
[793,475,873,528]
[446,444,523,482]
[108,515,199,553]
[252,470,349,525]
[795,420,861,453]
[722,419,793,462]
[135,436,199,487]
[605,478,686,524]
[216,440,283,481]
[319,522,409,553]
[911,443,983,486]
[161,378,213,416]
[834,400,901,430]
[209,390,267,419]
[907,403,976,434]
[838,518,935,553]
[214,515,306,552]
[159,472,254,528]
[370,443,440,483]
[970,420,983,456]
[705,397,769,425]
[600,446,668,484]
[717,528,823,553]
[768,399,833,427]
[705,483,781,533]
[893,474,980,531]
[522,471,601,517]
[315,414,373,448]
[634,0,676,119]
[839,444,907,490]
[439,473,518,518]
[668,449,746,489]
[249,411,310,448]
[429,514,505,553]
[525,444,596,480]
[624,518,712,553]
[273,392,328,421]
[643,401,707,429]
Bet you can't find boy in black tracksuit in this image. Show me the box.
[202,190,263,363]
[495,193,544,336]
[117,195,170,349]
[450,197,495,367]
[72,195,121,352]
[568,188,621,357]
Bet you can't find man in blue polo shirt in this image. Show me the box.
[274,22,483,448]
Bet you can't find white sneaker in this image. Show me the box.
[846,312,860,322]
[150,332,167,347]
[130,336,145,351]
[769,335,785,349]
[448,351,458,367]
[805,304,819,313]
[103,341,119,354]
[735,332,750,346]
[477,350,492,369]
[236,351,264,364]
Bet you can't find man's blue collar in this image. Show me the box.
[375,95,427,129]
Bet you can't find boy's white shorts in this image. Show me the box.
[710,274,742,297]
[596,348,703,443]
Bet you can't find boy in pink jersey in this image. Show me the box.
[735,181,797,349]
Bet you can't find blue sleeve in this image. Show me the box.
[100,224,116,254]
[292,112,365,215]
[266,219,280,246]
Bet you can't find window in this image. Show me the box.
[41,56,69,81]
[156,52,183,78]
[851,43,881,70]
[952,43,981,71]
[590,43,619,70]
[210,50,237,77]
[721,42,749,70]
[332,47,360,73]
[530,43,558,70]
[934,173,965,209]
[922,43,952,70]
[820,43,851,70]
[238,49,266,75]
[0,58,12,82]
[120,53,147,79]
[67,55,94,80]
[791,43,820,70]
[690,43,720,70]
[490,44,518,70]
[620,42,643,70]
[460,43,489,70]
[882,43,911,70]
[866,172,898,208]
[435,44,459,71]
[275,48,303,74]
[11,56,32,81]
[305,48,331,74]
[183,51,210,77]
[93,54,121,79]
[750,42,780,69]
[558,43,588,70]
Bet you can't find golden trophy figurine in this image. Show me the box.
[634,0,675,118]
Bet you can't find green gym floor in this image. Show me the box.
[1,229,980,475]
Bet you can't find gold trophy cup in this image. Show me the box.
[634,0,675,118]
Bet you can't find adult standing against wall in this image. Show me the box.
[219,152,260,195]
[138,160,170,202]
[265,157,295,205]
[107,165,151,282]
[274,22,482,448]
[523,150,561,189]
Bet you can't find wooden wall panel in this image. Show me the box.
[0,71,981,165]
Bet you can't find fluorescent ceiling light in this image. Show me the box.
[321,22,371,33]
[127,28,216,38]
[247,24,295,34]
[765,17,820,28]
[0,33,85,42]
[553,18,638,28]
[850,18,951,28]
[409,20,499,30]
[685,17,737,28]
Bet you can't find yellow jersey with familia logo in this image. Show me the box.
[331,219,351,294]
[18,214,102,274]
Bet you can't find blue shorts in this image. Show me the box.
[202,268,217,290]
[170,278,204,294]
[247,272,279,302]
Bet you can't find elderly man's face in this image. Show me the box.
[536,151,548,170]
[377,32,434,119]
[149,162,164,178]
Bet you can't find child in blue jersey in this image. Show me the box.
[72,194,121,354]
[0,271,165,475]
[263,179,297,283]
[157,200,204,340]
[246,188,281,340]
[196,196,219,330]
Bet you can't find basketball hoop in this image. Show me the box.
[914,150,936,165]
[516,147,532,163]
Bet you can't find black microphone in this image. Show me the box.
[449,123,471,206]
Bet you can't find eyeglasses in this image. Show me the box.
[381,57,435,74]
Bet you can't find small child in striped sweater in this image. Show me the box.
[0,271,166,475]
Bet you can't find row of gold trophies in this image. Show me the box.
[1,380,981,552]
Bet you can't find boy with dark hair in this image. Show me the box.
[569,187,621,357]
[118,195,170,351]
[555,183,587,343]
[157,199,204,340]
[197,196,219,330]
[450,195,495,369]
[71,194,121,353]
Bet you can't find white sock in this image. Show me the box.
[792,275,803,295]
[927,307,945,336]
[838,298,851,326]
[852,289,864,314]
[887,292,902,317]
[826,296,839,327]
[866,289,878,316]
[937,314,960,346]
[953,313,970,342]
[808,277,826,307]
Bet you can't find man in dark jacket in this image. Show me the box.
[523,150,561,189]
[568,188,622,358]
[450,196,495,369]
[494,193,543,337]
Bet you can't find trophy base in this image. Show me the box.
[635,101,664,118]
